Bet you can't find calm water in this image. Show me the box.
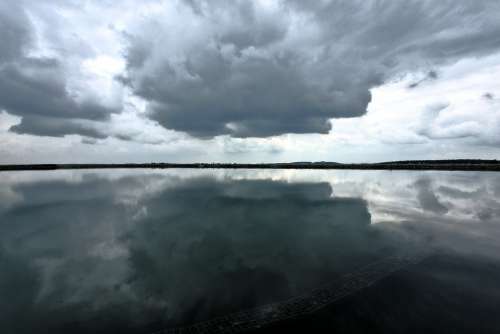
[1,169,500,333]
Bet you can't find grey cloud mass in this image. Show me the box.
[122,0,500,138]
[1,0,500,143]
[0,2,119,138]
[408,71,438,89]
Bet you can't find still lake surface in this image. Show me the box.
[1,169,500,333]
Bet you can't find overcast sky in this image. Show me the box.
[1,0,500,163]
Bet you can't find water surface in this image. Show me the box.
[1,169,500,333]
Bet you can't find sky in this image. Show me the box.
[1,0,500,164]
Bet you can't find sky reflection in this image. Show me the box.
[1,169,500,333]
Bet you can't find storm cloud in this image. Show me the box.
[0,2,120,138]
[1,0,500,160]
[121,0,500,138]
[0,171,391,332]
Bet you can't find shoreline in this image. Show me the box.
[1,160,500,172]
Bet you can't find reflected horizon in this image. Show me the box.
[1,169,500,333]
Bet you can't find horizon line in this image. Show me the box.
[1,159,500,172]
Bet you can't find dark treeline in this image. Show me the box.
[1,160,500,172]
[376,159,500,165]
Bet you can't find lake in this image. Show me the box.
[1,169,500,333]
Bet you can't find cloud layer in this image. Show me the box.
[121,0,500,137]
[0,0,500,162]
[0,2,121,138]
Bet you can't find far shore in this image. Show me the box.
[1,160,500,172]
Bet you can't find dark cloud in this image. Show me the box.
[120,0,500,138]
[288,0,500,61]
[415,178,449,214]
[2,0,500,141]
[9,115,107,138]
[408,70,439,89]
[0,172,397,332]
[0,2,120,138]
[81,137,98,145]
[0,61,116,121]
[140,55,372,138]
[0,2,32,62]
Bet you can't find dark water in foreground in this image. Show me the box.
[1,169,500,333]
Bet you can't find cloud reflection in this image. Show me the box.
[0,169,500,332]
